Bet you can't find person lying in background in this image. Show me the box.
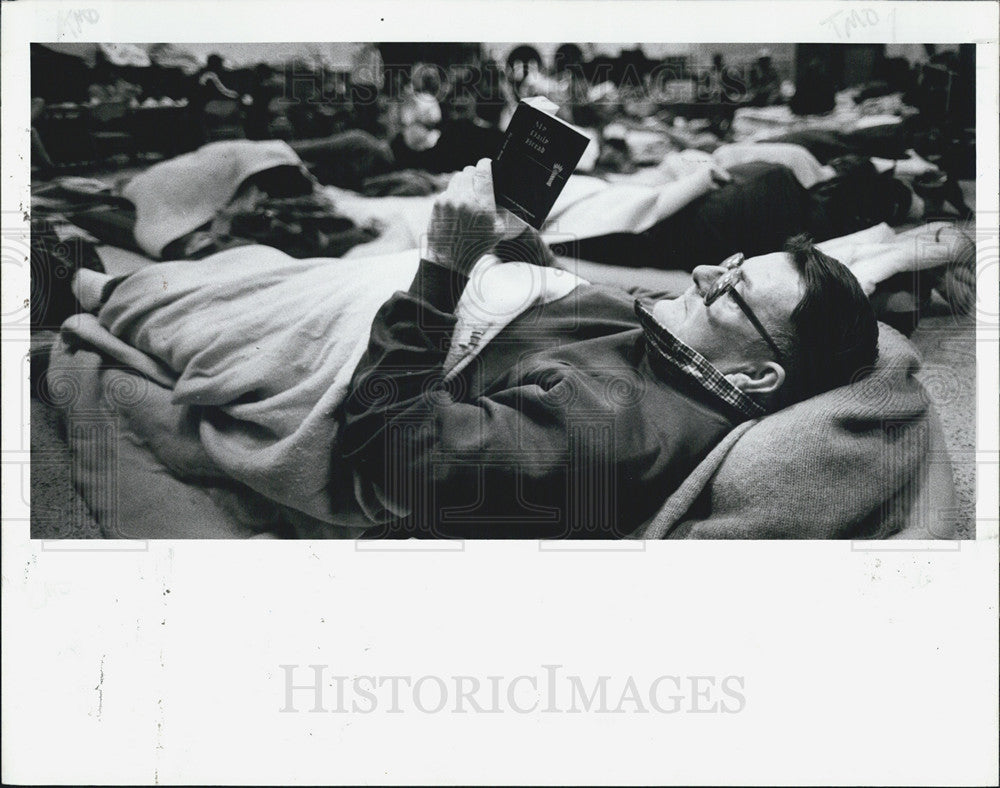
[545,142,943,248]
[321,90,953,261]
[331,142,965,318]
[338,159,881,538]
[561,153,971,327]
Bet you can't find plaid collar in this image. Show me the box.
[634,299,767,421]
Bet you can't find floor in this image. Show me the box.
[910,308,978,538]
[30,396,102,538]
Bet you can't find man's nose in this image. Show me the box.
[691,265,724,295]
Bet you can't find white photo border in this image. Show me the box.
[2,2,998,785]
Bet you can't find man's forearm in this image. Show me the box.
[339,261,468,461]
[407,258,471,315]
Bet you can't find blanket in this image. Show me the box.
[636,322,943,539]
[122,140,307,257]
[711,143,835,188]
[54,246,584,531]
[328,171,710,259]
[43,338,295,538]
[730,90,913,144]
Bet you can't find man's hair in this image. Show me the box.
[772,234,879,407]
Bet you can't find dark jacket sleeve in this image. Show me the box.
[340,259,469,459]
[338,259,589,534]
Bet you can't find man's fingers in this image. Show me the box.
[474,158,520,238]
[442,161,493,207]
[472,160,490,188]
[432,158,520,245]
[446,168,472,194]
[442,170,462,197]
[472,158,494,204]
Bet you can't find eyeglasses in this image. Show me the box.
[703,253,786,365]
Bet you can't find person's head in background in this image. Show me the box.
[410,62,446,101]
[650,234,878,411]
[445,82,480,124]
[554,43,586,78]
[399,91,443,151]
[505,44,544,100]
[206,54,225,73]
[474,59,507,128]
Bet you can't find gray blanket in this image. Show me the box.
[638,322,954,539]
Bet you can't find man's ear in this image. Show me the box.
[725,361,786,395]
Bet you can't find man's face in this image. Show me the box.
[651,251,804,376]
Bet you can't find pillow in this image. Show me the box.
[640,322,954,539]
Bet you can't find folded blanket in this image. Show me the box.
[328,173,711,258]
[44,338,295,538]
[637,322,938,539]
[122,140,306,257]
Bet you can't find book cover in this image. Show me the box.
[492,101,591,230]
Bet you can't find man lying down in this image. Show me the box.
[338,158,880,538]
[64,158,966,539]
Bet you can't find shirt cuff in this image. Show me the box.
[407,258,470,314]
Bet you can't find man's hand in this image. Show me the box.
[424,158,522,275]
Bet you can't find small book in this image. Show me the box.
[492,101,591,230]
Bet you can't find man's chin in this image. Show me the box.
[651,296,685,333]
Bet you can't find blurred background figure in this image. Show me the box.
[192,54,243,143]
[390,91,443,170]
[475,58,508,128]
[501,44,548,127]
[552,43,596,126]
[790,57,836,116]
[88,47,142,105]
[704,52,727,102]
[389,83,503,174]
[505,44,544,99]
[351,43,387,137]
[244,62,280,140]
[409,61,445,98]
[748,48,782,106]
[437,79,504,171]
